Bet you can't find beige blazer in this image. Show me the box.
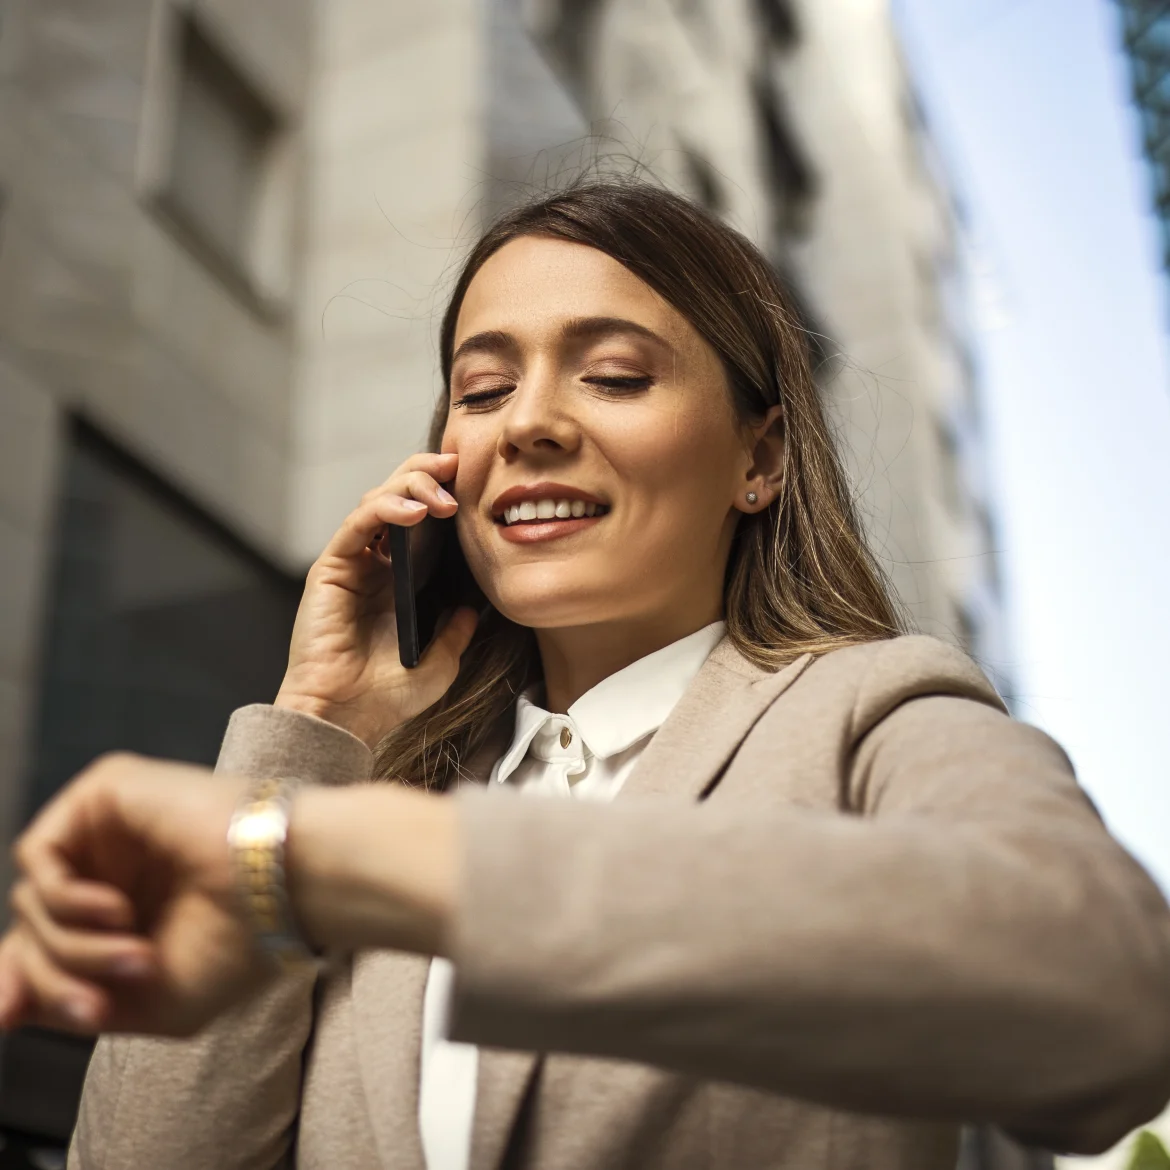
[68,635,1170,1170]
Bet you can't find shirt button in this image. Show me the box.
[559,726,572,749]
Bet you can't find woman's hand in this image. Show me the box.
[275,452,479,747]
[0,753,268,1037]
[0,752,459,1037]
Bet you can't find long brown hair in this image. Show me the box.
[374,180,903,789]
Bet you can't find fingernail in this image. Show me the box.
[401,499,427,512]
[436,488,456,505]
[111,953,153,978]
[63,997,97,1027]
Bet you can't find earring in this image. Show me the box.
[745,491,758,505]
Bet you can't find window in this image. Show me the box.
[681,145,726,215]
[772,256,834,377]
[23,418,301,821]
[975,502,1004,600]
[146,14,288,314]
[752,0,798,46]
[5,419,302,1148]
[952,598,977,658]
[934,413,965,518]
[752,72,816,235]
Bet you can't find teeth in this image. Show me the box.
[501,498,607,525]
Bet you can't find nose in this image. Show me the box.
[497,365,581,460]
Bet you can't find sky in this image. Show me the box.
[890,0,1170,892]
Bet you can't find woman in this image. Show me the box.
[2,182,1168,1170]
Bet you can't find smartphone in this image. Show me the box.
[384,525,425,668]
[386,487,478,668]
[386,519,452,669]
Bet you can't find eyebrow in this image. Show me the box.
[449,315,673,366]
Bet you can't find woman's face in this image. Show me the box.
[442,235,756,632]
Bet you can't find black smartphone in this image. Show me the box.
[387,525,424,668]
[386,519,450,669]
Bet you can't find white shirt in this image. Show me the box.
[418,621,726,1170]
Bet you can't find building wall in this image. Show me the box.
[288,0,484,563]
[0,0,312,881]
[0,0,1009,868]
[780,0,992,646]
[505,0,1006,669]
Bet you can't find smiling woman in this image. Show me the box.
[3,182,1169,1170]
[374,184,901,792]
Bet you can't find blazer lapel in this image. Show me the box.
[352,946,540,1170]
[468,1046,541,1170]
[621,638,814,802]
[350,941,431,1169]
[454,731,544,1170]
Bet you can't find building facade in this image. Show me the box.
[1116,1,1170,302]
[0,0,1009,1153]
[497,0,1008,678]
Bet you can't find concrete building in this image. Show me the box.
[498,0,1007,673]
[1115,0,1170,304]
[0,0,1008,1152]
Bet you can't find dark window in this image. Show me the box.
[681,146,725,214]
[4,419,301,1151]
[975,502,1004,600]
[153,16,281,307]
[952,599,977,658]
[771,256,834,376]
[752,72,816,234]
[23,418,301,822]
[934,413,965,517]
[752,0,798,46]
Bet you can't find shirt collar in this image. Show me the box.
[491,621,725,783]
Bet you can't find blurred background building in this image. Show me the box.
[0,0,1012,1163]
[1115,0,1170,300]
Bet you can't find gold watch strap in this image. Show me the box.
[227,775,321,970]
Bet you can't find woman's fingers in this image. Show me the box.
[0,928,109,1034]
[0,934,32,1030]
[10,881,155,981]
[418,607,480,685]
[326,470,460,561]
[370,451,457,496]
[35,878,136,932]
[15,821,136,932]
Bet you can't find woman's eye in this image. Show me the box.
[583,374,653,393]
[452,386,513,410]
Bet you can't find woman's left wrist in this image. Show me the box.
[285,785,458,957]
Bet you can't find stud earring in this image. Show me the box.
[746,491,759,505]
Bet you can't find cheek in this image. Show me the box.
[444,415,493,491]
[444,423,501,586]
[609,402,740,501]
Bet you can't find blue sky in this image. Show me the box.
[891,0,1170,891]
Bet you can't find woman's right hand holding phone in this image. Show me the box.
[274,452,479,749]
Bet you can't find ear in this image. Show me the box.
[738,404,784,512]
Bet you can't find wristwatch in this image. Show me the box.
[227,775,323,970]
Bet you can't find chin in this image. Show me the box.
[487,566,619,630]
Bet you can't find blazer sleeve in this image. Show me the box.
[446,638,1170,1157]
[69,705,373,1170]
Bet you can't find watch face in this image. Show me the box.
[228,777,319,964]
